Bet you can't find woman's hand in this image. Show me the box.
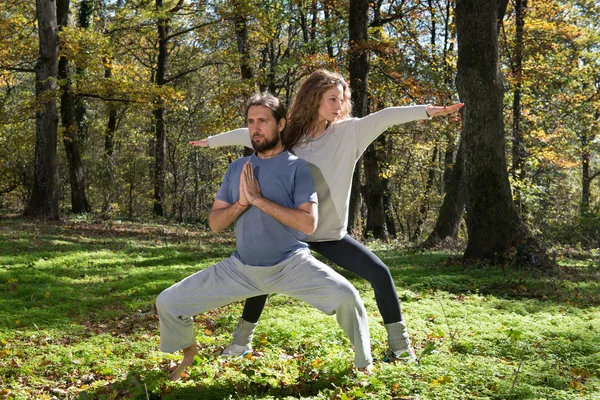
[426,103,464,117]
[189,139,209,147]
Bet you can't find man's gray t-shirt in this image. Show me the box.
[216,151,318,266]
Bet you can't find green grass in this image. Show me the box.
[0,216,599,399]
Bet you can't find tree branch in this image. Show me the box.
[590,170,600,183]
[375,65,417,101]
[77,93,145,103]
[370,13,405,28]
[169,0,185,14]
[165,19,222,41]
[0,184,17,196]
[164,61,230,84]
[0,66,36,73]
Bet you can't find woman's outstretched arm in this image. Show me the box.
[189,128,252,149]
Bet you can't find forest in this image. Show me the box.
[0,0,599,399]
[1,0,598,254]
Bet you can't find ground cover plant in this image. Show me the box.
[0,216,599,399]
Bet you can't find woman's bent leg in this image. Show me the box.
[309,234,402,323]
[221,295,269,356]
[309,235,415,361]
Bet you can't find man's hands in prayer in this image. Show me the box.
[241,162,262,205]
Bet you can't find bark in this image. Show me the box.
[421,138,466,248]
[323,0,334,58]
[25,0,60,220]
[347,0,369,235]
[511,0,527,210]
[581,109,600,215]
[364,141,388,239]
[382,134,397,238]
[455,0,527,261]
[153,0,169,217]
[234,1,253,81]
[411,146,438,241]
[233,0,254,157]
[57,0,90,214]
[102,62,118,215]
[581,133,591,215]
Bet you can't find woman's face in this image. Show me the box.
[317,84,344,123]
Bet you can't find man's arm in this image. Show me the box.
[251,197,318,235]
[208,199,248,233]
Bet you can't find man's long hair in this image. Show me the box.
[283,70,353,150]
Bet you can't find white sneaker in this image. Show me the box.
[220,343,252,357]
[385,346,417,363]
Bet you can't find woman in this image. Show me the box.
[190,70,463,361]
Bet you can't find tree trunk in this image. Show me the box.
[234,1,253,81]
[411,146,438,241]
[364,141,388,239]
[234,0,255,157]
[104,64,117,158]
[100,61,118,216]
[421,138,466,248]
[57,0,90,214]
[153,0,169,217]
[581,133,591,215]
[455,0,528,261]
[382,134,396,238]
[323,0,335,59]
[347,0,369,235]
[25,0,60,220]
[511,0,527,211]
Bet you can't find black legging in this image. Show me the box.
[241,234,402,324]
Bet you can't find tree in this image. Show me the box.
[455,0,527,261]
[421,138,465,247]
[24,0,60,220]
[510,0,527,212]
[347,0,369,236]
[57,0,90,214]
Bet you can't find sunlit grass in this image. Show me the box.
[0,216,598,399]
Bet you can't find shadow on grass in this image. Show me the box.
[0,221,236,331]
[85,365,352,400]
[2,218,598,330]
[327,249,600,311]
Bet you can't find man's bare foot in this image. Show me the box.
[168,344,198,381]
[357,364,373,374]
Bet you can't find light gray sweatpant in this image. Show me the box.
[156,250,372,369]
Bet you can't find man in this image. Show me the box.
[156,93,372,380]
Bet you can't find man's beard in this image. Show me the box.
[251,132,280,153]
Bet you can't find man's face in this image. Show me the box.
[247,105,282,152]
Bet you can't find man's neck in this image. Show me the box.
[257,144,285,159]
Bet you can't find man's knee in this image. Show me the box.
[336,281,362,305]
[156,289,171,314]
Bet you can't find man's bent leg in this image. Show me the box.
[270,251,373,369]
[156,257,263,362]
